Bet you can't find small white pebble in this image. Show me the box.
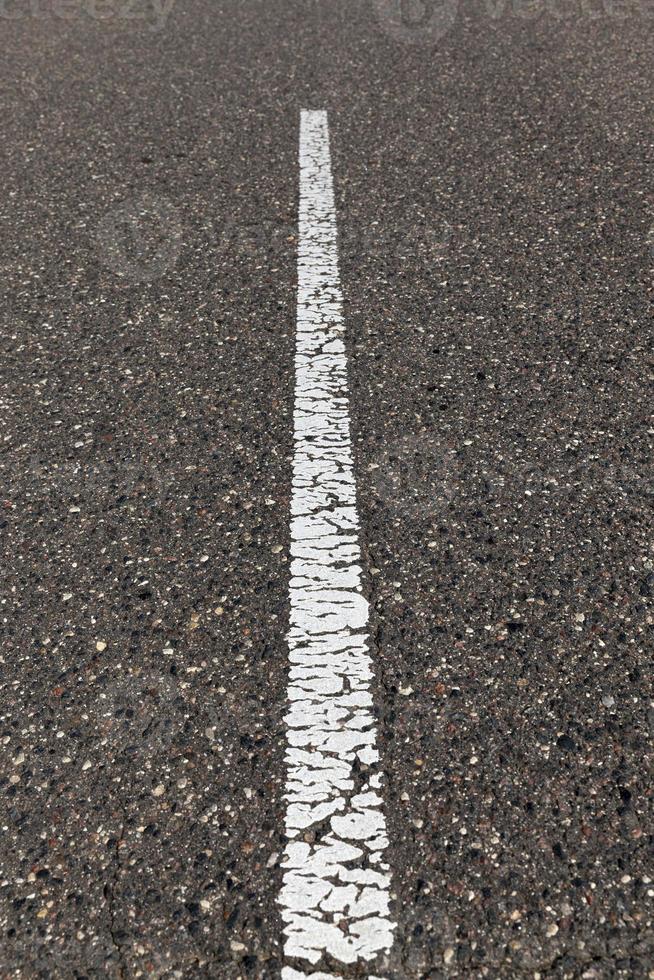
[152,784,165,797]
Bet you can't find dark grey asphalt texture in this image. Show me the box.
[1,0,653,977]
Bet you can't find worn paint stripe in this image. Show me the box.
[282,969,386,980]
[278,109,395,975]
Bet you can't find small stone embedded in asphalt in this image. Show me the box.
[1,1,652,977]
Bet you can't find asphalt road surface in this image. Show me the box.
[1,1,653,978]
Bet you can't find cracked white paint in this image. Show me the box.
[282,971,386,980]
[278,110,395,977]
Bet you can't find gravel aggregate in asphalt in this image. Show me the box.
[0,1,652,977]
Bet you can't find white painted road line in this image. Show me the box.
[278,110,395,978]
[283,970,386,980]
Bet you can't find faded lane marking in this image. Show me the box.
[283,970,386,980]
[278,110,395,976]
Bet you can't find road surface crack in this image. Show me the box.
[105,810,128,979]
